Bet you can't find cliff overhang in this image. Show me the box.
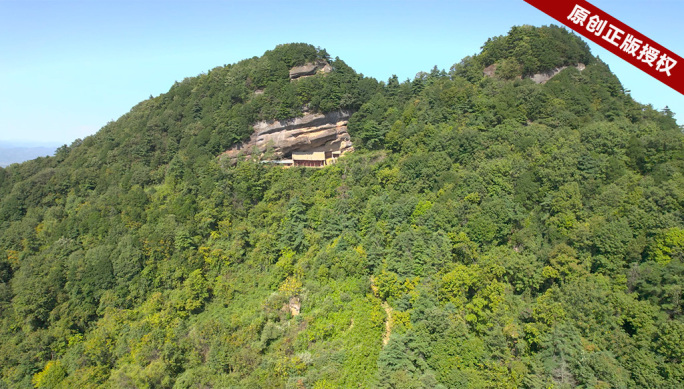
[222,110,353,165]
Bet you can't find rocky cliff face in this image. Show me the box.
[222,110,353,163]
[289,60,332,80]
[528,63,586,84]
[483,63,586,84]
[483,63,498,78]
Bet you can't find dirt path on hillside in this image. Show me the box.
[370,276,393,346]
[382,302,392,346]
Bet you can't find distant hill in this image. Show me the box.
[0,143,58,167]
[1,26,683,388]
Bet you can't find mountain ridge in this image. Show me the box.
[1,25,683,388]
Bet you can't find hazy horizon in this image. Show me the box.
[0,142,59,167]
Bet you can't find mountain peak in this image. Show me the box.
[1,26,682,389]
[479,24,594,77]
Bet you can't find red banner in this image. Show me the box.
[524,0,683,95]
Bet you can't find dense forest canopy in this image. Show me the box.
[479,25,594,76]
[0,25,683,388]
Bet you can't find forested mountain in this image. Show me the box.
[1,25,683,388]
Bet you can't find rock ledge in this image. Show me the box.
[222,110,353,164]
[289,60,332,80]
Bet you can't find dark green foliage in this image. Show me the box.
[481,25,594,76]
[279,197,308,253]
[1,27,683,388]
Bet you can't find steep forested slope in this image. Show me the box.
[0,26,682,388]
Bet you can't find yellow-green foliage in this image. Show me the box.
[1,28,683,389]
[651,227,684,265]
[32,361,66,389]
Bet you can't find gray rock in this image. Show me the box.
[528,64,585,84]
[288,60,332,80]
[222,110,353,164]
[483,63,586,84]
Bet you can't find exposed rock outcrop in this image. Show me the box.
[528,63,586,84]
[280,296,301,316]
[288,297,300,316]
[483,63,586,84]
[483,64,497,78]
[222,110,353,164]
[289,60,332,80]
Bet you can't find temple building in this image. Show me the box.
[291,151,341,167]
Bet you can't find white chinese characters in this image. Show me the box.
[638,44,660,67]
[567,4,676,76]
[655,54,677,77]
[602,25,624,47]
[568,5,591,26]
[620,34,642,56]
[586,15,607,36]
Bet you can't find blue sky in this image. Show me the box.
[0,0,682,145]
